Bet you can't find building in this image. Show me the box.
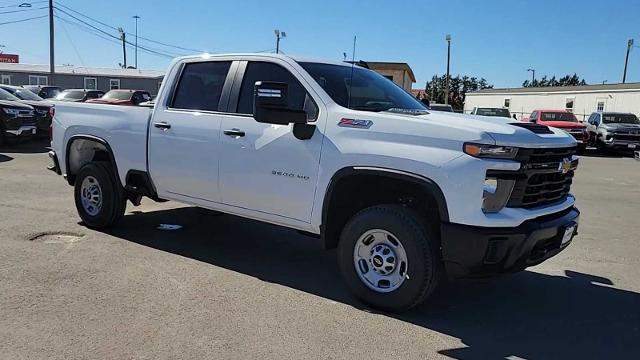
[465,83,640,121]
[366,62,416,92]
[0,63,165,95]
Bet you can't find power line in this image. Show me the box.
[55,1,208,54]
[53,9,176,59]
[0,6,46,14]
[0,14,47,26]
[0,1,47,9]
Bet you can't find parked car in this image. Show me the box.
[0,89,37,146]
[471,107,512,118]
[0,84,54,137]
[54,89,105,102]
[49,53,580,312]
[23,85,62,99]
[524,110,588,152]
[586,112,640,152]
[428,103,453,112]
[85,90,152,106]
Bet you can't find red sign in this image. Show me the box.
[0,54,19,63]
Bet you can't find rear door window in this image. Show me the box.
[172,61,232,111]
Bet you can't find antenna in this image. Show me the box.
[347,35,357,109]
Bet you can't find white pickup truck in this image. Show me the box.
[48,54,580,311]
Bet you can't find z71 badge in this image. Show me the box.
[338,118,373,129]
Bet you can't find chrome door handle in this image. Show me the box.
[154,122,171,129]
[223,129,245,137]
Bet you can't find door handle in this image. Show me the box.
[154,122,171,130]
[223,128,245,137]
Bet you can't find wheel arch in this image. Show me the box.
[65,134,120,186]
[320,166,449,250]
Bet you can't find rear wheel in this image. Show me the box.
[337,205,442,312]
[74,162,126,229]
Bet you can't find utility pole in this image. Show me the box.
[133,15,140,69]
[49,0,55,84]
[274,29,286,54]
[623,38,634,84]
[445,34,451,105]
[118,27,127,68]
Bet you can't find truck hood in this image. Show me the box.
[17,99,53,110]
[537,120,585,129]
[0,99,33,109]
[361,110,577,149]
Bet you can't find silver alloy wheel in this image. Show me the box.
[353,229,409,293]
[80,176,103,216]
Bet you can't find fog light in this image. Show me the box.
[482,177,515,213]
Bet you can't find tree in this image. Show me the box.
[523,73,587,87]
[423,75,493,110]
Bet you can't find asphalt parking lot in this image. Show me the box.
[1,139,639,360]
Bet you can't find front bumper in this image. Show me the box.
[5,125,37,138]
[603,138,640,150]
[441,207,579,278]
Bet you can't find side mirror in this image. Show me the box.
[253,81,307,125]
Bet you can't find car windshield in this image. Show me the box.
[476,108,511,117]
[0,88,21,101]
[541,112,578,122]
[299,62,427,114]
[103,91,133,100]
[602,113,640,124]
[57,90,85,100]
[13,88,43,101]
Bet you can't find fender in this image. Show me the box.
[320,166,450,248]
[64,134,120,186]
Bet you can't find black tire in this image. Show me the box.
[74,161,127,229]
[337,205,442,312]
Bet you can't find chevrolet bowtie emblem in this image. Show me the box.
[559,158,572,174]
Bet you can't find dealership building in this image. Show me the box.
[464,83,640,121]
[0,62,164,95]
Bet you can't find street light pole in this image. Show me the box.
[623,38,634,84]
[274,30,286,54]
[49,0,55,84]
[527,68,536,84]
[133,15,140,69]
[445,34,451,105]
[118,27,127,68]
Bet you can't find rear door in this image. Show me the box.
[217,59,324,222]
[148,60,235,202]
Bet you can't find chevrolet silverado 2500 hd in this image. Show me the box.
[48,54,580,311]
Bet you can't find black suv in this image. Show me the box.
[0,85,54,137]
[23,85,62,99]
[0,88,36,146]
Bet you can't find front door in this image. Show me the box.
[218,60,323,222]
[148,60,234,202]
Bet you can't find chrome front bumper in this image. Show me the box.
[6,126,37,136]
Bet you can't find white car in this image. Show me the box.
[48,53,580,311]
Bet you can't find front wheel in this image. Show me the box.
[74,162,127,229]
[337,205,442,312]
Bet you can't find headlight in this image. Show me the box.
[482,176,515,213]
[464,143,518,159]
[2,107,20,115]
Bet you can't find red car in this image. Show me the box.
[86,90,152,106]
[523,109,588,151]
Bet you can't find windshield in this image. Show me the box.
[57,90,85,100]
[0,88,21,101]
[602,113,639,124]
[541,112,578,122]
[13,88,43,101]
[103,90,133,100]
[476,108,511,117]
[299,62,427,113]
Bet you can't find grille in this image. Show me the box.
[20,116,38,126]
[501,147,577,209]
[613,133,640,141]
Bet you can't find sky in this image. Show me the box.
[2,0,640,88]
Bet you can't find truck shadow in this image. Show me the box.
[0,138,50,154]
[103,206,640,359]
